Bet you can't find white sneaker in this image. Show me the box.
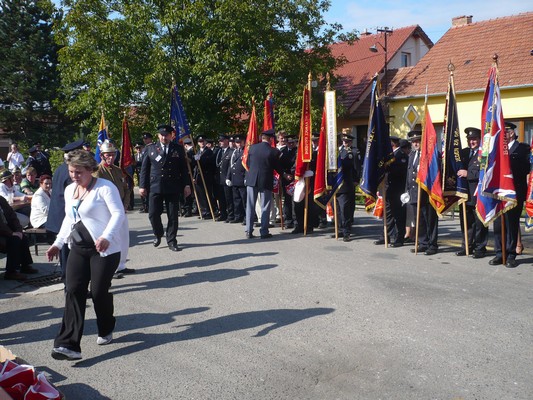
[96,333,113,345]
[52,347,82,360]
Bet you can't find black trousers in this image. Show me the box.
[223,184,234,220]
[494,200,523,259]
[294,189,318,232]
[420,200,438,250]
[232,185,247,221]
[5,235,33,273]
[336,192,355,236]
[459,203,488,252]
[380,192,406,244]
[214,183,227,218]
[54,245,120,352]
[149,192,180,245]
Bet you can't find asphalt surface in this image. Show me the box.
[1,205,532,400]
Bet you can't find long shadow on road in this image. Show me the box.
[73,307,335,368]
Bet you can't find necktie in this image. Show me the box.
[164,145,168,155]
[470,149,476,158]
[413,150,419,167]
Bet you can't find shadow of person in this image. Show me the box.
[74,307,335,367]
[112,264,277,296]
[58,383,111,399]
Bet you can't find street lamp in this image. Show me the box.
[369,27,393,97]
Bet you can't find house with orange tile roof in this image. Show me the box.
[389,13,533,144]
[331,25,433,151]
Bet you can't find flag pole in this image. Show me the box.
[170,80,203,219]
[415,184,421,254]
[382,179,389,248]
[501,215,507,264]
[333,194,339,239]
[303,72,312,235]
[461,201,470,255]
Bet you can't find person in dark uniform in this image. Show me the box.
[134,143,147,212]
[214,134,234,222]
[26,146,52,177]
[245,129,282,239]
[490,122,530,268]
[139,125,191,252]
[405,131,439,255]
[456,127,488,258]
[279,135,297,229]
[193,136,216,219]
[374,136,408,247]
[292,133,320,235]
[335,132,361,242]
[226,135,247,224]
[180,138,195,217]
[46,139,85,280]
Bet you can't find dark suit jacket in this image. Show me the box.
[0,196,23,252]
[46,162,71,234]
[387,148,408,195]
[245,141,281,191]
[216,147,234,185]
[140,141,190,194]
[459,147,481,206]
[337,146,361,195]
[406,150,419,204]
[509,141,530,203]
[227,147,246,187]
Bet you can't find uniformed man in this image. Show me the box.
[279,135,297,228]
[214,134,234,222]
[193,136,216,219]
[374,136,408,247]
[490,122,530,268]
[139,125,191,252]
[335,132,361,242]
[456,127,488,258]
[226,135,247,224]
[181,137,195,217]
[405,130,439,255]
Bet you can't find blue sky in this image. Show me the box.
[323,0,532,43]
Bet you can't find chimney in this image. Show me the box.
[452,15,473,27]
[360,29,372,37]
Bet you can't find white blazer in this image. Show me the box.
[30,187,50,228]
[53,178,125,257]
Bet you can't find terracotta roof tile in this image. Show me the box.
[331,26,433,110]
[392,12,533,97]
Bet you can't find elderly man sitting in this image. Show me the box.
[0,169,31,227]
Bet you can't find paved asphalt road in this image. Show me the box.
[1,206,532,400]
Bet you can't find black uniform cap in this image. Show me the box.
[61,139,85,152]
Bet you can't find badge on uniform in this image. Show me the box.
[155,155,162,162]
[171,151,179,158]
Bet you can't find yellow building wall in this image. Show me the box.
[389,87,533,142]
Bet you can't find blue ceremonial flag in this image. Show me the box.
[95,111,108,163]
[441,73,468,213]
[475,65,516,225]
[170,85,191,142]
[359,77,393,211]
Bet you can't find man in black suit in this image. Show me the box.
[374,136,408,247]
[335,132,361,242]
[139,125,191,252]
[456,127,488,258]
[226,135,247,223]
[193,136,216,219]
[214,134,234,222]
[405,131,439,255]
[279,135,297,228]
[490,122,531,268]
[245,129,282,239]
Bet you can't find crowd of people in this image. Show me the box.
[0,120,529,361]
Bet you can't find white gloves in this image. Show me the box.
[225,179,233,187]
[303,170,314,178]
[194,154,201,161]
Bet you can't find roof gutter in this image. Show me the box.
[393,84,533,100]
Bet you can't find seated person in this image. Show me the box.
[0,195,37,280]
[11,167,23,192]
[20,166,39,195]
[30,174,52,229]
[0,169,32,227]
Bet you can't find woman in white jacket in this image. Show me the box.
[46,150,125,361]
[29,174,52,228]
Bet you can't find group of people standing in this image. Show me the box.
[377,121,530,269]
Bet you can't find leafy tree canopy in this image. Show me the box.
[56,0,357,142]
[0,0,80,147]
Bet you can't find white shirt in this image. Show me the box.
[30,187,51,228]
[7,152,24,170]
[53,178,126,257]
[0,182,25,200]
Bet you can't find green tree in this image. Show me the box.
[56,0,355,140]
[0,0,78,147]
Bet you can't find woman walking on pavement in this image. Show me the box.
[46,149,126,360]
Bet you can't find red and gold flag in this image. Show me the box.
[242,101,258,171]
